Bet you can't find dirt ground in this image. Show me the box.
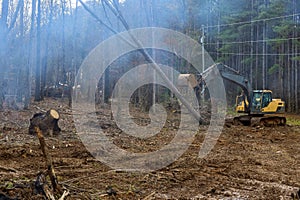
[0,98,299,200]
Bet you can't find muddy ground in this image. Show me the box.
[0,98,299,199]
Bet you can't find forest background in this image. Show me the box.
[0,0,299,112]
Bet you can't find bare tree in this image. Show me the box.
[35,0,42,101]
[0,0,9,68]
[41,0,54,100]
[24,0,37,108]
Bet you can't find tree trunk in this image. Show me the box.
[0,0,9,77]
[296,62,299,112]
[0,0,9,104]
[41,0,54,101]
[0,0,9,33]
[17,0,25,103]
[262,20,266,89]
[255,23,259,89]
[287,41,291,112]
[293,0,298,112]
[35,0,42,101]
[24,0,37,108]
[280,43,284,99]
[61,0,66,86]
[250,0,254,87]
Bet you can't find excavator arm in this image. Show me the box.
[202,63,252,113]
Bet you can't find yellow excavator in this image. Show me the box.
[234,89,286,126]
[184,63,286,126]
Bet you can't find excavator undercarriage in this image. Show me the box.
[233,115,286,127]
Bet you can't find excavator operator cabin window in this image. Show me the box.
[252,92,262,109]
[262,92,272,108]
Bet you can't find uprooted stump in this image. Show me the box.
[29,109,61,136]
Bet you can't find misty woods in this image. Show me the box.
[0,0,299,112]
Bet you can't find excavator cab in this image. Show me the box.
[235,91,271,113]
[250,90,285,114]
[250,90,271,114]
[235,91,267,113]
[236,90,285,115]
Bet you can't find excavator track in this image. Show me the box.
[233,115,286,127]
[259,116,286,127]
[233,115,252,126]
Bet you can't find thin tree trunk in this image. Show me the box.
[60,0,66,89]
[262,20,266,89]
[0,0,9,109]
[17,0,24,103]
[151,0,156,108]
[280,43,284,99]
[250,0,254,86]
[217,7,220,61]
[35,0,42,101]
[287,41,291,112]
[296,60,298,112]
[0,0,9,72]
[293,0,298,112]
[41,0,54,100]
[255,23,259,89]
[0,0,9,31]
[70,0,79,107]
[24,0,37,108]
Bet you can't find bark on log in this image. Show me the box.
[29,109,61,136]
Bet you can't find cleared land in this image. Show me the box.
[0,98,299,199]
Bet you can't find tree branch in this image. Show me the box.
[34,126,60,192]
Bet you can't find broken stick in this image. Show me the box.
[34,126,60,192]
[0,165,17,173]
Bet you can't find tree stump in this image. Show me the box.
[29,109,61,136]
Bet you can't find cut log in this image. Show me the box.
[29,109,61,136]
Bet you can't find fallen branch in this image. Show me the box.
[143,191,156,200]
[58,190,70,200]
[32,105,47,113]
[0,165,17,173]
